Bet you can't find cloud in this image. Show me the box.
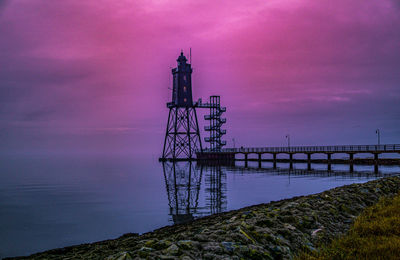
[0,0,399,153]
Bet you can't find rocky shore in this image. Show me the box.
[11,176,400,260]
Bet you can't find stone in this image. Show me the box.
[177,240,193,250]
[311,228,323,238]
[144,239,157,248]
[220,241,236,253]
[284,223,297,231]
[137,247,153,258]
[193,234,208,242]
[154,239,172,250]
[106,251,133,260]
[164,244,180,256]
[203,242,223,254]
[203,253,218,260]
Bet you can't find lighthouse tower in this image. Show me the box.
[161,52,202,160]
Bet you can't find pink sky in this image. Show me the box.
[0,0,399,155]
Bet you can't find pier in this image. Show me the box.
[197,144,400,172]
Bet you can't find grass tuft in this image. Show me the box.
[297,192,400,260]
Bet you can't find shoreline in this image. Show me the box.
[9,175,400,259]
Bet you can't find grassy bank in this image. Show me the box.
[297,192,400,259]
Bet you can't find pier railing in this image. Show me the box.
[200,144,400,154]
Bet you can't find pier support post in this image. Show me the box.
[374,153,379,163]
[289,153,293,169]
[307,153,311,170]
[327,153,332,171]
[258,153,262,168]
[273,153,277,169]
[244,153,248,168]
[348,153,354,172]
[374,153,379,173]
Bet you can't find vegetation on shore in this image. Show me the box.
[297,192,400,259]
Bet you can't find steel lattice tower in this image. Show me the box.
[204,96,226,151]
[162,52,202,160]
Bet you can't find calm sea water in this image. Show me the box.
[0,153,399,258]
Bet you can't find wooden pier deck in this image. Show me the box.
[196,144,400,171]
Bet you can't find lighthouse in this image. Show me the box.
[171,52,193,107]
[161,52,202,160]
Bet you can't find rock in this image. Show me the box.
[270,245,291,258]
[177,240,194,250]
[235,245,250,255]
[106,251,133,260]
[311,228,324,238]
[164,244,180,256]
[154,239,172,250]
[203,242,223,254]
[220,241,236,253]
[144,239,157,248]
[227,216,237,223]
[256,218,274,228]
[284,223,296,231]
[193,233,208,242]
[203,252,218,259]
[137,247,153,258]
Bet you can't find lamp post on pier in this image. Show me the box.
[376,129,380,146]
[285,134,290,150]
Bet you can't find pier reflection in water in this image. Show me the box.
[162,161,398,224]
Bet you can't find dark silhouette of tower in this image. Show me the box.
[162,52,202,160]
[204,96,226,151]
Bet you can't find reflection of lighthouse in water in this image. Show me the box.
[162,161,202,224]
[162,161,227,225]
